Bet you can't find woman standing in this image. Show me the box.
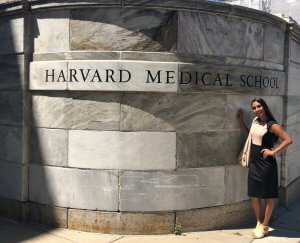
[236,98,292,239]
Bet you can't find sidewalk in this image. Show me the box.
[0,198,299,243]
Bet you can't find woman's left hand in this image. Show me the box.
[261,149,275,159]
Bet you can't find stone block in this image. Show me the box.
[119,168,225,211]
[178,63,286,95]
[31,92,121,130]
[0,55,24,90]
[0,160,27,201]
[0,15,23,55]
[226,95,284,130]
[68,209,174,234]
[33,51,120,61]
[29,164,118,210]
[176,200,253,232]
[280,176,300,207]
[288,65,300,96]
[225,165,248,204]
[30,61,68,90]
[30,128,68,166]
[0,196,29,222]
[177,131,241,168]
[0,91,23,126]
[68,130,176,170]
[67,60,178,92]
[121,93,226,131]
[30,202,67,228]
[33,10,70,52]
[263,25,284,64]
[291,40,300,64]
[70,8,177,51]
[178,11,263,59]
[0,125,23,163]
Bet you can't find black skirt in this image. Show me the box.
[248,144,279,198]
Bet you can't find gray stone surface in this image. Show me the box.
[225,165,249,204]
[177,131,241,168]
[291,40,300,64]
[30,61,68,90]
[70,8,177,51]
[178,11,263,59]
[31,92,120,130]
[178,64,286,95]
[288,65,300,96]
[0,55,24,90]
[0,125,23,163]
[0,91,23,126]
[263,25,285,64]
[29,164,119,210]
[33,10,70,52]
[226,95,284,130]
[0,160,26,201]
[121,93,226,131]
[67,60,178,92]
[30,128,68,167]
[119,167,225,211]
[68,130,176,170]
[30,0,122,9]
[0,15,23,55]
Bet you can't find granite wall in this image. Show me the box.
[0,0,299,234]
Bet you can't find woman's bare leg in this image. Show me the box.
[250,197,262,223]
[263,199,274,226]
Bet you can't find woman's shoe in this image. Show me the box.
[252,224,268,239]
[252,221,261,235]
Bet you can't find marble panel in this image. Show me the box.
[30,128,68,166]
[67,61,178,92]
[0,55,24,90]
[226,95,284,130]
[119,167,225,211]
[0,160,26,201]
[29,164,118,210]
[0,91,23,126]
[263,25,285,64]
[178,11,263,59]
[31,92,120,130]
[68,130,176,170]
[0,15,23,55]
[30,61,68,90]
[33,10,70,52]
[70,8,177,51]
[291,40,300,64]
[121,93,226,131]
[286,95,300,154]
[177,131,242,168]
[178,63,286,95]
[225,165,248,204]
[0,125,23,163]
[288,66,300,96]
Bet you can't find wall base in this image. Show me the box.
[0,199,255,234]
[280,176,300,207]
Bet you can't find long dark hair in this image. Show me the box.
[251,98,279,144]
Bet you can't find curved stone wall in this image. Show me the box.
[0,0,299,234]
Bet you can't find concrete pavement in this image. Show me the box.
[0,198,299,243]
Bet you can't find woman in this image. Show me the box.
[236,98,292,239]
